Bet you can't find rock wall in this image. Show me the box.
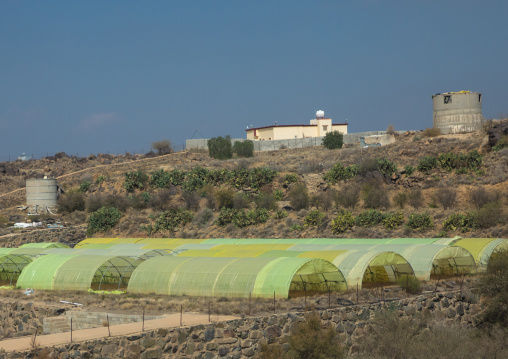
[2,291,480,359]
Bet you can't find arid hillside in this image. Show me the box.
[1,129,508,243]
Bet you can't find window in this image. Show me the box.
[322,125,328,132]
[444,95,452,104]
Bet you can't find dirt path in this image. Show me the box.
[0,313,238,353]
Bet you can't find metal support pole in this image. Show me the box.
[304,287,307,310]
[142,309,145,331]
[107,315,111,337]
[208,302,211,323]
[180,305,183,326]
[249,292,251,316]
[328,288,331,309]
[273,291,276,314]
[356,284,359,305]
[70,318,73,343]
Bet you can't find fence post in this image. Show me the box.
[70,318,73,343]
[208,302,211,323]
[107,314,110,337]
[249,292,251,316]
[142,309,145,331]
[273,291,276,314]
[356,284,359,305]
[180,305,183,326]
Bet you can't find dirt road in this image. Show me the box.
[0,312,237,353]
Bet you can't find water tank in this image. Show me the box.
[26,179,58,213]
[432,91,483,134]
[316,110,325,119]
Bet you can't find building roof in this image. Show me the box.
[245,121,348,132]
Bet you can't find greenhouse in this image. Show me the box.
[17,254,144,291]
[453,238,508,269]
[0,252,35,286]
[19,242,69,249]
[127,257,346,298]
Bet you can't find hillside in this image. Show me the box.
[1,130,507,244]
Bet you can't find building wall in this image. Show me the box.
[432,92,483,134]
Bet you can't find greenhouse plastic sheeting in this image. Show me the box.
[75,238,117,248]
[19,243,69,249]
[0,254,34,286]
[128,257,346,298]
[329,250,414,288]
[17,254,77,289]
[454,238,508,269]
[9,248,50,256]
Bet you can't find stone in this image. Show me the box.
[186,342,196,355]
[218,346,229,357]
[249,330,262,339]
[125,344,142,359]
[427,301,435,309]
[140,348,162,359]
[140,337,156,349]
[127,335,142,341]
[441,298,450,308]
[456,303,465,316]
[242,348,255,357]
[266,325,282,339]
[204,328,215,342]
[404,306,416,316]
[223,329,235,338]
[203,352,215,359]
[241,339,253,348]
[101,344,118,356]
[157,328,169,337]
[335,322,345,333]
[218,338,237,344]
[446,308,456,318]
[347,312,357,321]
[206,342,218,351]
[215,328,224,338]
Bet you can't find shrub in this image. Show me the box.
[469,187,497,209]
[231,208,270,228]
[357,157,379,175]
[151,139,172,155]
[377,158,397,175]
[386,124,396,135]
[285,311,344,359]
[477,249,508,327]
[96,175,107,186]
[417,156,438,174]
[274,210,288,219]
[322,131,344,150]
[214,187,235,209]
[406,213,433,230]
[124,170,148,192]
[334,186,360,209]
[149,169,172,189]
[383,211,405,229]
[152,208,193,232]
[215,207,238,226]
[355,209,386,226]
[324,163,358,184]
[182,190,201,211]
[404,165,415,176]
[408,188,424,209]
[393,192,408,209]
[283,173,298,185]
[58,191,85,213]
[148,189,173,211]
[362,182,390,209]
[475,201,504,229]
[87,206,122,236]
[303,209,325,227]
[232,193,250,210]
[492,135,508,151]
[273,189,284,201]
[255,192,277,210]
[435,187,457,210]
[422,127,441,137]
[397,275,421,294]
[78,180,91,193]
[194,209,214,225]
[442,213,477,232]
[289,183,309,210]
[208,135,233,160]
[232,140,254,158]
[330,209,355,234]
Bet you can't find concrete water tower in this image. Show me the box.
[26,179,58,214]
[432,91,483,134]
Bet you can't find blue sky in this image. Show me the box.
[1,1,507,160]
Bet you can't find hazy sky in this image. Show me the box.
[1,1,507,160]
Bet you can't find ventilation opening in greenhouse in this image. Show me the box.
[429,247,477,280]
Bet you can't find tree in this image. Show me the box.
[322,131,344,149]
[151,140,173,155]
[233,140,254,158]
[208,136,233,160]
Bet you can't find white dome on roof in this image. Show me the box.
[316,110,325,118]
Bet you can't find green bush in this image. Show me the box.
[124,170,149,193]
[215,207,238,227]
[214,187,235,209]
[96,175,107,186]
[232,193,250,210]
[231,208,270,228]
[417,156,438,174]
[274,210,288,219]
[355,209,386,226]
[289,183,309,210]
[87,206,122,236]
[149,169,172,189]
[324,163,358,184]
[303,209,325,227]
[442,213,477,232]
[208,135,233,160]
[437,150,483,172]
[383,211,405,229]
[151,139,172,155]
[331,209,355,234]
[377,158,397,175]
[322,131,344,150]
[152,208,193,233]
[58,191,86,213]
[273,189,284,201]
[404,165,415,176]
[406,213,433,230]
[78,180,91,193]
[255,192,278,210]
[232,140,254,158]
[283,173,298,185]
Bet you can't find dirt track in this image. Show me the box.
[0,312,238,353]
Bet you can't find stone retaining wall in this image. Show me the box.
[2,291,480,359]
[0,226,86,248]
